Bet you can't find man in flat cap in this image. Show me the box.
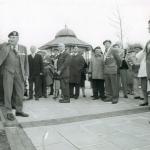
[103,40,121,104]
[0,31,29,121]
[103,40,111,46]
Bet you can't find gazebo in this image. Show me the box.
[39,26,92,62]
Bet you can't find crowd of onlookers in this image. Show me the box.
[23,37,150,106]
[0,20,150,121]
[88,40,150,106]
[26,45,88,102]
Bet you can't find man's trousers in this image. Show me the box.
[69,83,80,98]
[92,79,105,98]
[60,78,70,100]
[29,76,42,98]
[120,69,128,96]
[141,77,148,103]
[105,74,119,102]
[3,69,24,112]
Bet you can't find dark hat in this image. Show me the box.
[112,44,119,48]
[133,43,143,50]
[127,49,135,53]
[103,40,111,45]
[94,46,101,50]
[8,31,19,37]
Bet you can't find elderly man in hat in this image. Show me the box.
[103,40,121,104]
[57,43,71,103]
[0,31,29,121]
[103,40,112,54]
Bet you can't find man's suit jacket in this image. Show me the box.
[104,48,121,74]
[0,43,29,81]
[57,52,71,79]
[28,54,43,78]
[69,54,85,83]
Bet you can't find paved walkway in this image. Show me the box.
[1,86,150,150]
[0,116,11,150]
[24,112,150,150]
[15,88,150,150]
[17,88,145,124]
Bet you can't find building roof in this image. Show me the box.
[55,28,76,38]
[39,27,92,50]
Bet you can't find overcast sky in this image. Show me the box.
[0,0,150,50]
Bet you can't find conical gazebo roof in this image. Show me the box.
[39,27,92,50]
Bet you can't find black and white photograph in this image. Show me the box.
[0,0,150,149]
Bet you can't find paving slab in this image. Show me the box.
[17,88,144,123]
[80,143,122,150]
[23,112,150,150]
[133,145,150,150]
[0,107,36,150]
[36,142,79,150]
[0,129,11,150]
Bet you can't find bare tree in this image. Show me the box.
[107,0,124,48]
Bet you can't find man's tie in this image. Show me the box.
[12,46,18,55]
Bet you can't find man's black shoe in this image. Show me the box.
[112,101,118,104]
[49,93,53,95]
[100,96,106,100]
[92,97,98,100]
[53,96,58,100]
[16,112,29,117]
[59,99,70,103]
[139,102,148,106]
[134,96,140,99]
[112,99,118,104]
[7,113,15,121]
[43,95,48,98]
[124,95,128,98]
[103,98,112,102]
[27,97,33,100]
[74,96,79,99]
[35,97,39,100]
[12,106,16,109]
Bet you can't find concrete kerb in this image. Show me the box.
[0,106,36,150]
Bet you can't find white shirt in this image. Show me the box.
[11,44,18,51]
[136,51,147,77]
[31,53,36,58]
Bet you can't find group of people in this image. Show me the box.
[89,40,150,106]
[0,20,150,121]
[27,43,87,103]
[0,32,88,121]
[26,38,150,106]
